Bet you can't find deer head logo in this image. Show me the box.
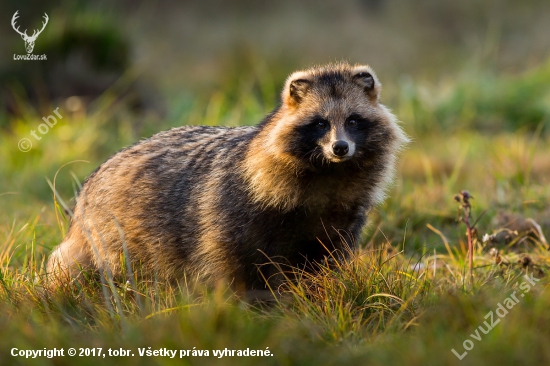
[11,11,49,54]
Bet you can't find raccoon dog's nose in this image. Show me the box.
[332,141,349,157]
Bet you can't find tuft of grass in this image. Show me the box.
[276,244,427,343]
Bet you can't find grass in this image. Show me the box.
[1,55,550,365]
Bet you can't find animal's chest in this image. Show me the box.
[250,203,363,249]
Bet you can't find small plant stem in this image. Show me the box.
[464,215,473,285]
[456,190,474,286]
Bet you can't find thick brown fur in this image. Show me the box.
[47,62,409,292]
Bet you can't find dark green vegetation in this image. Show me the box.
[1,0,550,365]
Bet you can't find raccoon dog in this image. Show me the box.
[47,62,408,292]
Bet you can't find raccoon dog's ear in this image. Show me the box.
[282,71,312,108]
[352,65,381,101]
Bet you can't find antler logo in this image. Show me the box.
[11,11,49,54]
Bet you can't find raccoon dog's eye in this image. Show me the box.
[347,119,357,127]
[316,120,328,129]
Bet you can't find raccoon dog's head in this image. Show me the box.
[268,63,407,168]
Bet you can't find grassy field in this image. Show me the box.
[2,49,550,365]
